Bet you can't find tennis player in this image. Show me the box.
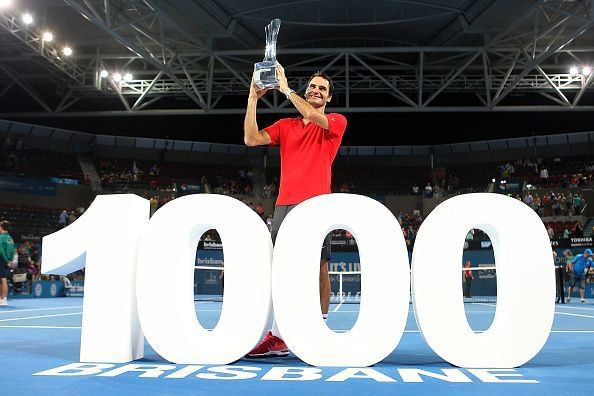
[243,64,347,356]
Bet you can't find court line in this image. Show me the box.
[474,303,497,308]
[555,305,594,311]
[333,301,345,312]
[0,326,592,334]
[554,311,594,319]
[468,302,594,319]
[368,330,594,334]
[0,312,82,322]
[193,309,536,314]
[477,302,594,312]
[0,325,82,329]
[394,330,594,334]
[4,308,589,325]
[477,302,594,310]
[0,306,83,314]
[193,310,493,314]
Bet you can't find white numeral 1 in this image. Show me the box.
[42,194,149,363]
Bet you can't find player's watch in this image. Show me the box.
[284,89,295,100]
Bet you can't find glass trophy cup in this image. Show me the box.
[254,19,282,89]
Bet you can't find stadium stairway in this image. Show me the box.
[251,166,267,198]
[77,154,102,193]
[583,217,594,238]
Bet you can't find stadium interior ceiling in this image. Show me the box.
[2,0,594,145]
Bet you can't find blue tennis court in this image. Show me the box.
[1,297,593,395]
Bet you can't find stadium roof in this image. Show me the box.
[2,0,594,144]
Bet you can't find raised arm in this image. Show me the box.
[276,64,329,130]
[244,81,273,147]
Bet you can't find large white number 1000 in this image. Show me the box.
[41,193,555,368]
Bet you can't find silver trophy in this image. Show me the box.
[254,19,282,89]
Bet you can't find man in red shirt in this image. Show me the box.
[244,64,347,357]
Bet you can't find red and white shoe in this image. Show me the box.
[247,331,289,357]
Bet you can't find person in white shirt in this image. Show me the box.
[540,167,549,183]
[424,183,433,198]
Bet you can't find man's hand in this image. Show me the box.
[276,63,290,95]
[249,79,269,101]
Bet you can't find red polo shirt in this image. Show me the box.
[265,113,347,206]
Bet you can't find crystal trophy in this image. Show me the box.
[254,19,282,89]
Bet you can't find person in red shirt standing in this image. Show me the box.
[244,64,347,357]
[463,260,473,298]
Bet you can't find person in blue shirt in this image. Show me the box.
[567,248,593,303]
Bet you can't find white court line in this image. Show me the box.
[193,309,495,314]
[477,302,594,312]
[0,325,81,329]
[328,310,367,313]
[0,306,83,314]
[0,325,592,333]
[467,302,594,319]
[332,330,594,334]
[0,312,82,322]
[474,303,497,308]
[394,330,594,334]
[554,305,594,311]
[333,301,345,312]
[191,308,527,314]
[553,311,594,319]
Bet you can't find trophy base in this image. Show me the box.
[254,61,279,89]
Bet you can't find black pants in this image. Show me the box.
[464,277,472,298]
[555,266,565,303]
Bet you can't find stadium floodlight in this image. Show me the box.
[113,73,122,82]
[582,66,591,76]
[100,70,109,78]
[570,66,579,76]
[0,0,12,9]
[62,47,73,56]
[22,14,33,25]
[124,73,133,82]
[42,32,53,42]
